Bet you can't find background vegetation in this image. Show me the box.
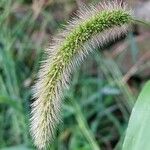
[0,0,150,149]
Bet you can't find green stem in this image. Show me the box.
[72,100,100,150]
[132,18,150,28]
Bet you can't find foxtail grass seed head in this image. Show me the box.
[30,1,133,149]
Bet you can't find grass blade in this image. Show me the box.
[122,81,150,150]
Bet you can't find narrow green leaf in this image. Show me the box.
[1,145,33,150]
[0,95,22,112]
[122,81,150,150]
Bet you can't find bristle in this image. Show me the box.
[30,1,132,149]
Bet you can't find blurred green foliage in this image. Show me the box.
[0,0,149,150]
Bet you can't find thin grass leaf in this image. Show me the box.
[1,145,33,150]
[0,95,22,112]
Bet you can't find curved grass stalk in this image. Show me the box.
[30,1,133,149]
[132,18,150,28]
[73,100,100,150]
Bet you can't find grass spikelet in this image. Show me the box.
[30,1,133,149]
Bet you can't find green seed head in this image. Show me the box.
[30,1,132,149]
